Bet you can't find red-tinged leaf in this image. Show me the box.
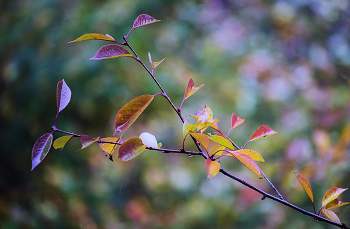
[236,149,265,162]
[57,79,72,113]
[210,145,226,156]
[190,132,210,150]
[230,112,245,129]
[152,58,165,69]
[69,33,115,43]
[99,137,119,154]
[90,44,133,60]
[209,135,235,150]
[227,151,262,178]
[321,209,340,223]
[80,135,99,149]
[31,133,53,170]
[183,118,197,137]
[322,187,348,207]
[325,198,349,209]
[53,135,73,150]
[295,173,314,203]
[249,125,277,142]
[184,78,204,100]
[132,14,160,30]
[205,158,220,179]
[114,95,154,134]
[117,137,146,161]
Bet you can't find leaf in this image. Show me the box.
[53,135,73,150]
[152,58,165,69]
[99,137,119,154]
[227,151,262,178]
[325,198,349,209]
[90,44,133,60]
[205,158,221,179]
[183,118,197,137]
[184,78,204,100]
[321,209,340,223]
[131,14,160,30]
[295,173,314,203]
[31,133,53,170]
[190,132,210,150]
[56,79,72,113]
[249,125,277,142]
[69,33,116,43]
[189,106,219,132]
[230,112,245,129]
[210,145,226,156]
[114,95,154,134]
[80,135,99,149]
[236,149,265,162]
[117,137,146,161]
[209,135,235,150]
[139,132,158,148]
[322,187,348,207]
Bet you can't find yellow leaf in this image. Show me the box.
[53,135,73,150]
[321,209,340,223]
[205,158,220,179]
[190,132,209,150]
[209,135,235,150]
[325,198,349,209]
[99,137,119,154]
[236,149,265,162]
[322,187,348,207]
[210,145,226,156]
[69,33,115,43]
[295,173,314,203]
[227,151,262,178]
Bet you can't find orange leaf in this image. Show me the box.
[189,106,219,132]
[99,137,119,154]
[249,125,277,142]
[53,135,73,150]
[325,198,349,209]
[210,145,226,156]
[321,209,340,223]
[69,33,115,43]
[295,173,314,203]
[184,78,204,100]
[230,112,245,129]
[114,95,154,134]
[80,135,99,149]
[227,151,262,178]
[236,149,265,162]
[209,134,235,150]
[117,138,146,161]
[322,187,348,207]
[205,158,220,179]
[190,132,210,150]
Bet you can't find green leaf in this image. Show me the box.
[53,135,73,150]
[90,44,133,60]
[114,95,154,134]
[69,33,116,43]
[117,137,146,161]
[31,133,53,170]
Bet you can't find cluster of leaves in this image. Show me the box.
[31,14,349,227]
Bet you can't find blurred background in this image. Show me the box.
[1,0,350,228]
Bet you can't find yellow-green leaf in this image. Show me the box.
[236,149,265,162]
[295,173,314,203]
[117,137,146,161]
[209,135,235,150]
[322,187,348,207]
[183,118,197,137]
[321,209,340,223]
[205,157,220,179]
[53,135,73,150]
[69,33,115,43]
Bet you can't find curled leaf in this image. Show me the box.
[325,198,349,209]
[31,133,53,170]
[69,33,115,43]
[139,132,158,148]
[53,135,73,150]
[99,137,119,154]
[295,173,314,203]
[57,79,72,113]
[205,158,220,179]
[117,137,146,161]
[249,125,277,142]
[321,209,340,223]
[131,14,160,30]
[90,44,133,60]
[184,78,204,100]
[231,112,245,129]
[80,135,99,149]
[227,151,262,178]
[236,149,265,162]
[190,132,210,150]
[114,95,154,134]
[322,187,348,207]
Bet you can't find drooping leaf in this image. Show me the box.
[117,137,146,161]
[205,158,220,179]
[236,149,265,162]
[249,125,277,142]
[131,14,160,31]
[295,173,314,203]
[80,135,99,149]
[190,132,210,150]
[183,118,197,137]
[69,33,116,43]
[227,151,262,178]
[31,133,53,170]
[184,78,204,100]
[322,187,348,207]
[321,209,340,223]
[53,135,73,150]
[90,44,133,60]
[325,198,349,209]
[210,145,226,156]
[99,137,119,154]
[56,79,72,113]
[209,134,235,150]
[139,132,158,148]
[114,95,154,134]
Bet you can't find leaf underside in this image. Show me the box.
[31,133,53,170]
[90,44,133,60]
[57,79,72,113]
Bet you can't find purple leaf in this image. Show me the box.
[57,79,71,113]
[132,14,160,30]
[31,133,53,170]
[90,44,133,60]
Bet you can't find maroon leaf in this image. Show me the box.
[132,14,160,30]
[117,137,146,161]
[90,44,133,60]
[80,135,99,149]
[57,79,71,113]
[31,133,53,170]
